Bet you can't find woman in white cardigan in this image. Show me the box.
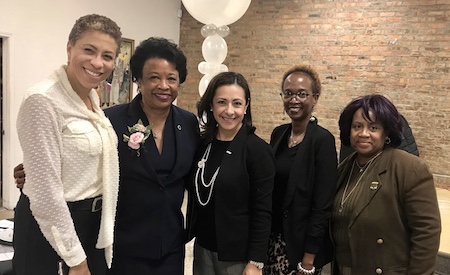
[14,14,121,275]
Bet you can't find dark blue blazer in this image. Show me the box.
[104,93,200,259]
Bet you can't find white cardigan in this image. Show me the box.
[17,66,119,267]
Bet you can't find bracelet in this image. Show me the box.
[297,262,315,275]
[248,260,264,269]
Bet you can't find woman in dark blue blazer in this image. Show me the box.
[265,65,337,275]
[187,72,275,275]
[105,37,200,275]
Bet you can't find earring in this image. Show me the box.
[385,137,391,145]
[310,108,316,122]
[244,111,247,114]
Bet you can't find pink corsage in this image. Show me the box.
[123,119,152,156]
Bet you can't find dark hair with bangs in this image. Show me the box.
[197,72,255,143]
[339,94,403,147]
[130,37,187,84]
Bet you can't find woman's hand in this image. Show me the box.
[13,163,26,189]
[68,260,90,275]
[242,262,263,275]
[296,252,316,274]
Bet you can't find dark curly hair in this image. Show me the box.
[339,94,403,147]
[130,37,187,84]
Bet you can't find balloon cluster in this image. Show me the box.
[181,0,252,96]
[198,25,229,96]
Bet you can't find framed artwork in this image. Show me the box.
[98,37,134,108]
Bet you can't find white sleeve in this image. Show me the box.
[17,94,86,267]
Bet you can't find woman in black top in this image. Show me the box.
[265,65,337,275]
[187,72,275,275]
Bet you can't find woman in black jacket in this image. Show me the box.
[187,72,275,275]
[265,65,337,275]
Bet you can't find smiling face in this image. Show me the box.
[212,84,248,140]
[282,72,317,122]
[350,108,387,163]
[66,30,117,94]
[138,58,179,111]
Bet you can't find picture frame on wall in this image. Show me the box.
[98,37,134,108]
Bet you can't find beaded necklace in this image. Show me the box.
[194,143,220,206]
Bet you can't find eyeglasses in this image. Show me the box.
[280,91,312,100]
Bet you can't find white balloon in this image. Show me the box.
[199,74,214,97]
[216,25,230,37]
[198,61,223,75]
[202,34,228,64]
[201,24,217,37]
[198,61,208,74]
[182,0,251,26]
[219,64,229,72]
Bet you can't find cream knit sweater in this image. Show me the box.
[17,66,119,268]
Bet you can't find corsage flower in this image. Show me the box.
[123,119,152,156]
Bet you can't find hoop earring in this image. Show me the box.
[385,137,391,145]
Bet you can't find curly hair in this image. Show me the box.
[68,14,122,54]
[130,37,188,84]
[281,65,322,97]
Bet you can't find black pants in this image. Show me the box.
[108,244,185,275]
[12,194,106,275]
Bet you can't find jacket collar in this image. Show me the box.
[271,120,319,209]
[338,147,394,227]
[125,93,193,186]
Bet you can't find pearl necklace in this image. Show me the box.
[195,143,220,206]
[339,150,383,213]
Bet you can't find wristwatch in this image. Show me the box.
[249,260,264,269]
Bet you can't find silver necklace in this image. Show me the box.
[339,150,383,213]
[355,160,370,172]
[289,130,305,147]
[195,143,220,206]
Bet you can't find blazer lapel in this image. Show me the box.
[347,150,391,228]
[281,123,317,209]
[126,94,163,187]
[271,125,289,155]
[164,106,196,185]
[215,125,248,184]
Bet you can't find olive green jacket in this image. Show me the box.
[332,147,441,275]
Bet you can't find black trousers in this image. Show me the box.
[108,244,185,275]
[12,194,106,275]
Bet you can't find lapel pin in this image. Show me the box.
[226,150,232,155]
[370,181,379,190]
[177,125,182,130]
